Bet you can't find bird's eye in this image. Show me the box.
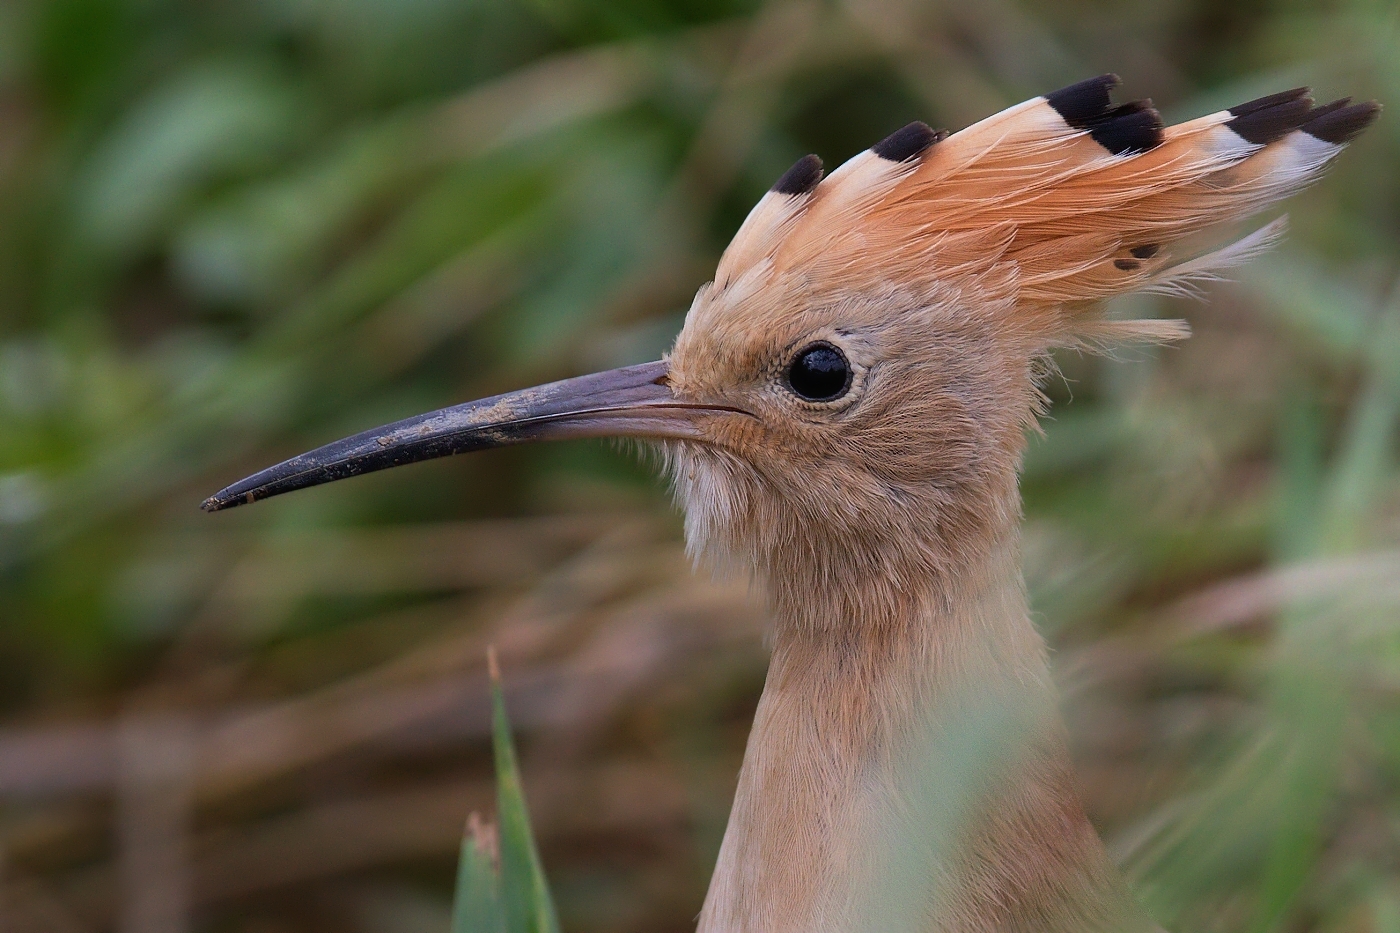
[786,343,852,402]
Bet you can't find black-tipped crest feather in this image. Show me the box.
[772,154,824,195]
[1045,74,1121,127]
[1303,100,1382,144]
[1045,76,1161,154]
[1226,92,1316,144]
[872,121,945,162]
[1089,102,1164,154]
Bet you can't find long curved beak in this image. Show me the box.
[202,360,722,512]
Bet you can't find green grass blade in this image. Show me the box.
[452,814,506,933]
[488,649,561,933]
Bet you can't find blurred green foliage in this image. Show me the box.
[0,0,1398,931]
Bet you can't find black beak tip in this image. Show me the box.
[202,488,253,512]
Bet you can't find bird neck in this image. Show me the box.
[698,530,1159,933]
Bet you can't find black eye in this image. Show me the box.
[786,343,852,401]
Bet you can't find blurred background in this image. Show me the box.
[0,0,1397,931]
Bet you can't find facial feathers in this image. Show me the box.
[716,75,1380,345]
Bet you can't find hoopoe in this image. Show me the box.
[207,76,1379,932]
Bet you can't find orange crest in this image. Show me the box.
[710,76,1379,346]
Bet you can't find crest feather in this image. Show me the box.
[712,78,1380,343]
[715,155,823,289]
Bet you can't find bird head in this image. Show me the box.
[662,238,1035,607]
[205,78,1378,621]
